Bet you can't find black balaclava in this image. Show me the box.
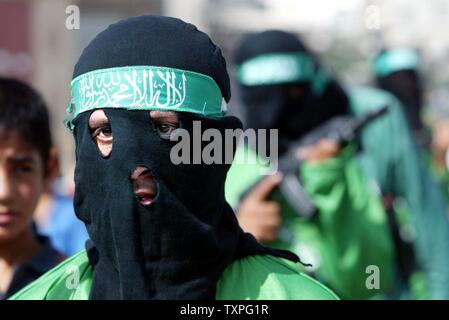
[375,49,427,146]
[234,30,349,155]
[70,15,298,300]
[377,68,424,132]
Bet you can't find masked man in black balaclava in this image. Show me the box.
[375,49,449,215]
[374,48,429,148]
[10,16,338,300]
[226,30,449,300]
[226,30,395,300]
[234,31,350,155]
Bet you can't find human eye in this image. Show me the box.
[91,126,113,142]
[154,122,178,140]
[15,164,34,174]
[88,110,112,157]
[90,125,113,157]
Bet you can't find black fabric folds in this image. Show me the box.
[73,15,230,102]
[377,69,425,133]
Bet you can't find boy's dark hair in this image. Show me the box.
[0,77,52,172]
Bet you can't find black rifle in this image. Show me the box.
[244,106,389,218]
[279,105,389,217]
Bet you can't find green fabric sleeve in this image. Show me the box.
[349,86,449,299]
[8,250,92,300]
[425,150,449,203]
[216,255,338,300]
[296,145,395,299]
[10,250,337,300]
[224,144,267,209]
[225,143,395,299]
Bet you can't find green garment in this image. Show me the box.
[349,86,449,299]
[431,163,449,202]
[422,150,449,204]
[226,143,395,299]
[9,250,338,300]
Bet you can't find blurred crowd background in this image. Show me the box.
[2,0,449,192]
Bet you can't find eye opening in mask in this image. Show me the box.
[89,109,113,158]
[149,110,180,140]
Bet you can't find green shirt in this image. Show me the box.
[349,86,449,299]
[9,250,338,300]
[226,85,449,299]
[226,143,395,300]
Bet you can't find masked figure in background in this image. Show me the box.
[10,16,338,300]
[374,48,428,148]
[374,48,449,204]
[226,30,449,299]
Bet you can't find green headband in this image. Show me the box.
[236,52,315,86]
[374,49,420,77]
[65,66,227,130]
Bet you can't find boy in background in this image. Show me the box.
[0,77,64,299]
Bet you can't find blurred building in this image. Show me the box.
[0,0,163,189]
[371,0,449,119]
[166,0,449,120]
[2,0,449,185]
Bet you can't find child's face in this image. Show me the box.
[0,131,48,242]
